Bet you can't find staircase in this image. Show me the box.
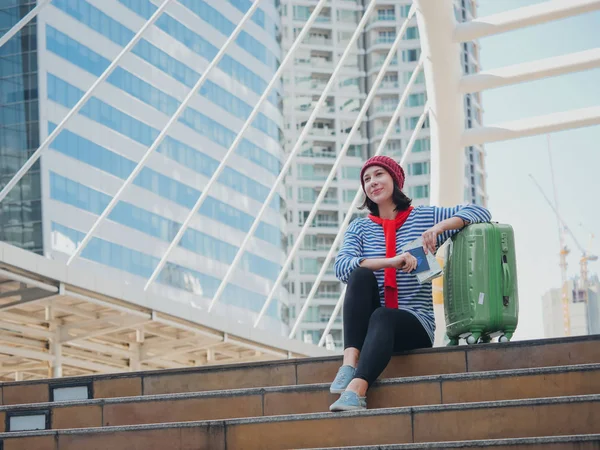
[0,335,599,449]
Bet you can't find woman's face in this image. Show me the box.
[363,165,394,205]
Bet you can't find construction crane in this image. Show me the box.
[529,136,598,336]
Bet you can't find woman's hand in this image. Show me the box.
[422,224,444,255]
[389,252,418,273]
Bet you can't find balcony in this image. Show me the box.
[315,15,331,23]
[374,36,396,45]
[372,15,396,23]
[310,127,335,137]
[298,196,338,205]
[375,126,401,136]
[380,81,400,89]
[305,36,332,46]
[300,265,336,275]
[372,58,398,69]
[375,104,397,114]
[299,149,336,159]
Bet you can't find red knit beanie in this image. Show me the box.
[360,156,406,191]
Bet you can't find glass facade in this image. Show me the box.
[0,0,288,333]
[0,1,43,254]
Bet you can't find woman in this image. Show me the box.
[329,155,491,412]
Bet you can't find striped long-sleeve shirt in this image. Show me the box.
[334,204,492,344]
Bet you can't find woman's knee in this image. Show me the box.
[368,307,394,326]
[347,267,376,288]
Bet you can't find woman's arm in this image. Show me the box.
[335,220,418,282]
[422,205,492,254]
[360,253,417,272]
[334,221,365,283]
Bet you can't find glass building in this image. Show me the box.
[0,0,289,334]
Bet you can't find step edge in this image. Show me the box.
[0,393,598,439]
[298,433,600,450]
[2,363,599,411]
[1,334,598,388]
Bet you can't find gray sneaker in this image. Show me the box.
[329,390,367,412]
[329,365,356,394]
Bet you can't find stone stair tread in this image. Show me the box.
[1,393,598,436]
[1,394,597,449]
[1,335,598,406]
[1,362,599,410]
[297,434,600,449]
[1,334,597,384]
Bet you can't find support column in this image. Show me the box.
[129,329,144,371]
[129,343,141,372]
[414,0,466,206]
[46,306,63,378]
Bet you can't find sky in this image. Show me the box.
[476,0,600,340]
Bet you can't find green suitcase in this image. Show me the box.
[443,223,519,345]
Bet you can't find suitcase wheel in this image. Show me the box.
[466,332,481,345]
[499,334,510,343]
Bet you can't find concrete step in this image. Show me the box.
[1,363,598,431]
[0,395,598,450]
[301,434,600,449]
[1,335,598,405]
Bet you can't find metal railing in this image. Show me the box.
[205,0,381,314]
[263,5,420,333]
[141,0,331,291]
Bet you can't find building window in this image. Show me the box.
[402,49,421,62]
[409,185,430,199]
[412,138,431,153]
[408,162,430,176]
[404,26,420,40]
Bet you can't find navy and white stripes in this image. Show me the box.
[334,204,492,344]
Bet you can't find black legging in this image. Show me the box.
[344,267,432,386]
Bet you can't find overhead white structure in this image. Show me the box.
[462,106,600,146]
[454,0,600,42]
[415,0,600,206]
[414,0,465,207]
[0,242,328,382]
[460,48,600,94]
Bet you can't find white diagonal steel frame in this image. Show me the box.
[207,0,382,316]
[66,0,263,266]
[318,105,431,347]
[288,60,425,339]
[0,0,175,205]
[253,4,418,328]
[0,0,52,49]
[143,0,331,291]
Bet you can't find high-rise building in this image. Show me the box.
[280,0,486,348]
[542,276,600,338]
[0,0,290,334]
